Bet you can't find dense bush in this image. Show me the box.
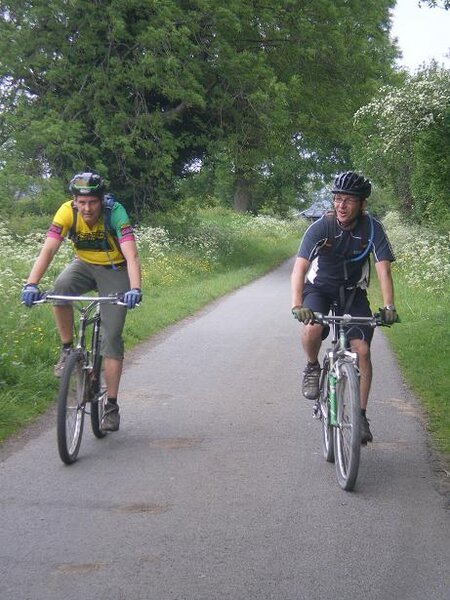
[383,211,450,294]
[353,66,450,230]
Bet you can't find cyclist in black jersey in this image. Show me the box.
[290,171,398,443]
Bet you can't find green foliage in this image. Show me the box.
[368,212,450,457]
[0,0,398,216]
[352,65,450,228]
[382,211,450,294]
[371,274,450,458]
[193,0,398,212]
[410,105,450,230]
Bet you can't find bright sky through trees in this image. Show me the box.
[391,0,450,71]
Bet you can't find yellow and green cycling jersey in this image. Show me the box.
[47,200,136,266]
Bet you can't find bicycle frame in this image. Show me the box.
[40,295,121,383]
[35,294,125,463]
[322,311,365,426]
[74,299,101,359]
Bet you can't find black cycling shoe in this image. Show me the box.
[361,414,373,444]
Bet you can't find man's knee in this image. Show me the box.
[351,339,371,361]
[302,323,324,341]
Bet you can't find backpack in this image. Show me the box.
[68,194,120,252]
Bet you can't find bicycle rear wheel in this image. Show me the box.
[319,357,334,463]
[334,361,361,491]
[57,351,86,464]
[89,354,107,439]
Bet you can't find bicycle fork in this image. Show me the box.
[313,354,339,426]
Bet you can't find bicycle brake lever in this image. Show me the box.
[31,292,49,305]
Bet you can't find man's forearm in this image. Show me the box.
[375,261,395,306]
[291,257,309,307]
[126,259,141,290]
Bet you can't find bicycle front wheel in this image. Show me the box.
[333,361,361,491]
[89,354,107,439]
[57,351,86,464]
[319,357,334,463]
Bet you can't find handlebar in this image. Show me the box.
[33,293,127,306]
[312,312,386,327]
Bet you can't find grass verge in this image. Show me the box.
[370,273,450,463]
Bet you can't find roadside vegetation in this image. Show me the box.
[370,212,450,459]
[1,205,449,465]
[0,207,304,442]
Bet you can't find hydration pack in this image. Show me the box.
[316,211,374,264]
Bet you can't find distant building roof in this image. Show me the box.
[298,207,326,220]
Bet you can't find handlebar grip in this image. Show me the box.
[375,309,401,326]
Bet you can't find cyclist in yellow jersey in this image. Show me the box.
[21,173,142,432]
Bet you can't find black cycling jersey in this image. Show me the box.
[297,212,395,292]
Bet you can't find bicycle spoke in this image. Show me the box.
[90,350,108,439]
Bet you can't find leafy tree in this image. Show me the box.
[198,0,398,212]
[0,1,210,213]
[352,65,450,226]
[0,0,398,216]
[410,104,450,226]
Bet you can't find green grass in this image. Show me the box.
[370,273,450,462]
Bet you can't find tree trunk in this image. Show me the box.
[233,176,252,213]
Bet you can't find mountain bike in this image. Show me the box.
[36,294,125,465]
[312,305,386,491]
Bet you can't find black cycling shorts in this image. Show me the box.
[302,283,374,344]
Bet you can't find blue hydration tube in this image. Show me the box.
[346,212,374,263]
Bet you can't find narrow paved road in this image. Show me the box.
[1,259,449,600]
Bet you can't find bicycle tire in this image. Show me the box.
[333,360,361,491]
[57,351,86,464]
[90,354,107,439]
[319,356,334,463]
